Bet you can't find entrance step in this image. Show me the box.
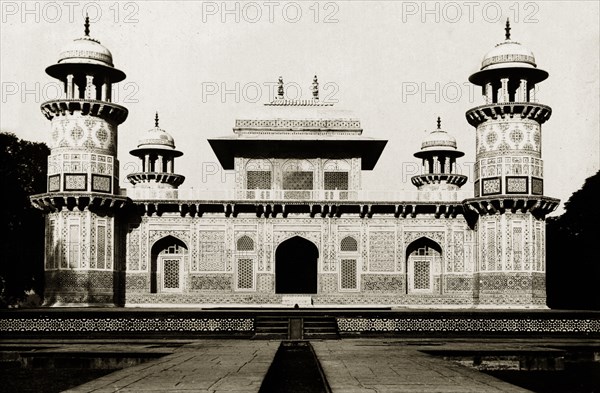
[253,315,340,340]
[303,316,339,340]
[254,316,289,339]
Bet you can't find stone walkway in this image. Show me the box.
[57,339,547,392]
[312,340,532,393]
[65,340,279,392]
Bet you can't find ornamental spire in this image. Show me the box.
[312,75,319,100]
[155,112,159,128]
[437,116,441,130]
[84,13,90,37]
[277,76,284,98]
[505,18,511,40]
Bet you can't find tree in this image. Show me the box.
[0,132,49,306]
[546,170,600,310]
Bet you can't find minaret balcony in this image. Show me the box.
[41,99,128,125]
[411,174,468,188]
[465,102,551,127]
[30,192,128,213]
[127,172,185,187]
[463,196,560,219]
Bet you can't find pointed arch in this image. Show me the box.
[150,236,188,294]
[405,236,442,259]
[150,235,188,255]
[340,236,358,252]
[275,236,319,294]
[405,236,442,294]
[236,235,255,251]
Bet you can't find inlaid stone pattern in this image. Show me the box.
[445,276,472,291]
[337,317,600,334]
[320,274,338,293]
[51,115,116,154]
[189,274,233,291]
[506,176,528,194]
[0,318,254,333]
[532,177,544,195]
[45,270,113,292]
[482,177,501,195]
[257,274,274,292]
[92,174,112,193]
[477,272,545,292]
[64,174,87,191]
[48,174,60,192]
[477,120,540,156]
[361,275,404,292]
[368,232,395,272]
[198,231,226,272]
[125,273,148,291]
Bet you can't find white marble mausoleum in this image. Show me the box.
[31,19,559,308]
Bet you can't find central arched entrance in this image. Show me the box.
[275,236,318,294]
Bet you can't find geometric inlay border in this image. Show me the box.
[531,177,544,195]
[505,176,529,194]
[91,174,112,193]
[336,317,600,333]
[0,317,254,332]
[63,173,87,191]
[48,174,60,192]
[481,176,501,196]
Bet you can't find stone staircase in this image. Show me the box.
[303,316,339,339]
[254,315,339,340]
[254,315,290,339]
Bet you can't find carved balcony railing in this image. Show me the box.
[122,188,473,202]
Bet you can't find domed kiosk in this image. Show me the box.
[411,117,467,191]
[127,113,185,198]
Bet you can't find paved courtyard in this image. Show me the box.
[3,338,598,392]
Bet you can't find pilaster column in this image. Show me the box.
[519,79,528,102]
[66,74,74,99]
[85,75,95,100]
[157,156,164,173]
[500,78,509,103]
[485,83,493,104]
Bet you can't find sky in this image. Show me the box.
[1,1,598,215]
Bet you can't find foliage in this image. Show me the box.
[546,170,600,310]
[0,132,49,307]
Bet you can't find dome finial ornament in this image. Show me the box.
[437,116,441,130]
[312,75,319,100]
[505,18,511,40]
[155,112,159,128]
[84,13,90,37]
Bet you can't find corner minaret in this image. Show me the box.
[412,117,467,191]
[31,17,128,306]
[464,20,559,308]
[127,113,185,198]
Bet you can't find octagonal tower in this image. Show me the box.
[464,20,559,307]
[31,17,128,306]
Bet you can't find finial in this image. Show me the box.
[84,13,90,37]
[437,116,441,130]
[155,112,159,128]
[312,75,319,100]
[505,18,511,40]
[277,76,284,98]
